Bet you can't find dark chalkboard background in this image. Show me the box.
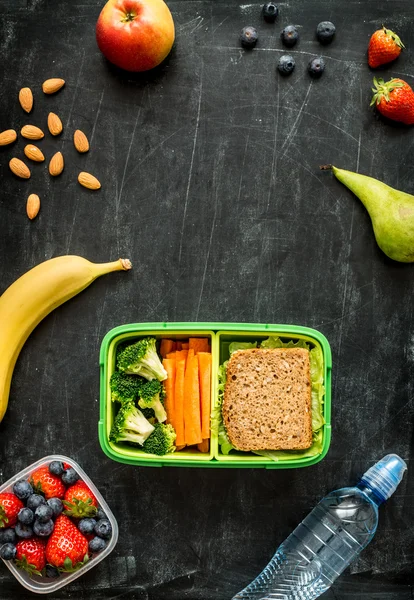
[0,0,413,598]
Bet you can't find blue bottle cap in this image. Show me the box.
[360,454,407,502]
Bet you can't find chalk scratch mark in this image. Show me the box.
[115,101,143,255]
[204,45,365,65]
[266,82,280,211]
[195,181,218,320]
[89,89,105,148]
[212,15,229,34]
[123,126,186,187]
[178,75,203,263]
[61,50,85,151]
[280,81,312,158]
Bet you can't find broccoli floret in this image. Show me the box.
[138,380,167,423]
[142,423,176,455]
[109,402,154,446]
[109,372,144,403]
[117,337,167,382]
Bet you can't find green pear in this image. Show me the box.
[331,166,414,263]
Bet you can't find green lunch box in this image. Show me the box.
[99,322,332,469]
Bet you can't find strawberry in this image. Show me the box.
[371,77,414,125]
[63,481,98,518]
[368,26,404,68]
[15,538,47,576]
[30,466,66,500]
[45,515,89,571]
[0,492,24,527]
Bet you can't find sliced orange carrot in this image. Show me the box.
[189,338,209,353]
[184,353,202,446]
[162,358,176,428]
[197,439,210,453]
[176,341,182,350]
[166,352,176,359]
[176,349,188,365]
[160,339,174,358]
[174,356,186,448]
[181,342,189,349]
[198,352,212,440]
[171,341,177,351]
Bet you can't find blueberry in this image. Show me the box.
[35,504,53,524]
[308,57,325,77]
[0,543,17,560]
[48,461,64,476]
[0,528,16,545]
[18,508,34,525]
[13,480,33,501]
[27,494,46,511]
[240,26,258,48]
[316,21,336,44]
[262,2,278,22]
[47,498,63,518]
[33,519,54,537]
[88,536,106,553]
[78,518,96,536]
[61,468,79,486]
[94,519,112,540]
[45,564,60,578]
[96,507,107,521]
[277,54,295,75]
[15,523,33,539]
[281,24,299,47]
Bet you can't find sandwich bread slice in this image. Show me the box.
[222,347,312,451]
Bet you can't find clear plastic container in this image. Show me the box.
[0,455,118,594]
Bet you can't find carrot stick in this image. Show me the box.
[174,356,186,447]
[198,352,212,440]
[166,352,176,359]
[160,339,174,358]
[176,349,188,365]
[176,341,182,350]
[162,359,176,428]
[181,342,189,349]
[184,353,202,446]
[197,439,210,453]
[189,338,209,353]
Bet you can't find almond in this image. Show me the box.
[49,152,64,176]
[26,194,40,220]
[9,158,31,179]
[21,125,44,140]
[19,87,33,113]
[78,172,101,190]
[0,129,17,146]
[42,78,65,94]
[73,129,89,153]
[48,112,63,136]
[24,144,45,162]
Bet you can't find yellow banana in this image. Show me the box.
[0,255,132,423]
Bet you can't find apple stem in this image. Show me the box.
[121,11,136,22]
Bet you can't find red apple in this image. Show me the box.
[96,0,175,72]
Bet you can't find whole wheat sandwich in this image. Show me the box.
[222,347,313,451]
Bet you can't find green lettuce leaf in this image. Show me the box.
[229,341,257,354]
[213,335,326,462]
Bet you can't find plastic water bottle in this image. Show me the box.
[233,454,407,600]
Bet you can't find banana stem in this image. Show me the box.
[92,258,132,277]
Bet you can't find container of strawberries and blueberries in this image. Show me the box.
[0,455,118,594]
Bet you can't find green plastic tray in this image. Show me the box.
[99,322,332,468]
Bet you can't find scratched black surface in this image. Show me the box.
[0,0,414,598]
